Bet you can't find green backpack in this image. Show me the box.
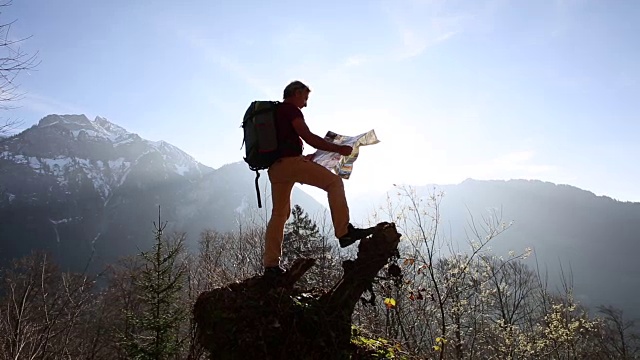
[241,101,281,208]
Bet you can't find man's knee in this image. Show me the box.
[271,207,291,220]
[328,176,345,191]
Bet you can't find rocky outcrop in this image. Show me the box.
[193,222,403,360]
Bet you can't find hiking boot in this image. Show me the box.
[338,223,375,248]
[263,266,285,277]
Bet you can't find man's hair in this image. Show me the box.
[283,80,310,99]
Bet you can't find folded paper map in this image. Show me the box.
[312,130,380,179]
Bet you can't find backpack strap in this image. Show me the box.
[254,170,262,208]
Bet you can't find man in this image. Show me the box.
[263,80,374,275]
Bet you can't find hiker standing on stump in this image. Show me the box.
[263,80,374,276]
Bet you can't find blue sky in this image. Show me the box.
[3,0,639,203]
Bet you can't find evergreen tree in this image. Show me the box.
[283,205,323,260]
[120,208,187,359]
[283,205,339,287]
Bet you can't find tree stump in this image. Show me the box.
[192,222,401,360]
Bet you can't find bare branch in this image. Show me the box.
[0,1,40,126]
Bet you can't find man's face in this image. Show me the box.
[295,89,310,108]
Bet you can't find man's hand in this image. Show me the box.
[337,145,353,156]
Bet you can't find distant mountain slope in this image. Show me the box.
[0,114,325,271]
[350,179,640,319]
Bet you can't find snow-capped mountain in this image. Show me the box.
[0,114,209,204]
[0,114,324,271]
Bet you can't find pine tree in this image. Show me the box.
[283,205,339,287]
[120,207,187,360]
[283,205,322,260]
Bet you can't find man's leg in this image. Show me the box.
[288,157,350,238]
[264,178,294,268]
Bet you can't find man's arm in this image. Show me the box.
[292,117,351,155]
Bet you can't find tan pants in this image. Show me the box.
[263,156,350,267]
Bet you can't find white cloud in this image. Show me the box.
[375,0,517,61]
[380,0,471,60]
[397,23,462,59]
[343,55,367,67]
[178,27,277,99]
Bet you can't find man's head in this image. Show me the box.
[283,80,311,108]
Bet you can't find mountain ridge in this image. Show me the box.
[349,177,640,319]
[0,114,325,271]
